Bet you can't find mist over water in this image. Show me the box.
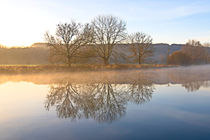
[0,65,210,86]
[0,65,210,140]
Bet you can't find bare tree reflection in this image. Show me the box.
[45,82,98,120]
[129,81,155,104]
[182,81,210,92]
[127,72,155,104]
[93,83,127,123]
[168,70,210,92]
[45,79,155,123]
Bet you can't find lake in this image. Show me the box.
[0,65,210,140]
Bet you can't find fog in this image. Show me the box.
[0,65,210,85]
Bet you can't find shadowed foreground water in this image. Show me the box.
[0,65,210,140]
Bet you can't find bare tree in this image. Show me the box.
[186,40,202,47]
[128,32,153,64]
[91,15,127,64]
[181,40,208,64]
[45,21,93,67]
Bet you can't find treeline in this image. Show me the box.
[167,40,210,65]
[45,15,154,66]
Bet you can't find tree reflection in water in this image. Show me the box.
[45,83,98,120]
[44,69,210,123]
[45,79,155,123]
[128,77,155,104]
[182,81,210,92]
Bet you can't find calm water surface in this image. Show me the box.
[0,66,210,140]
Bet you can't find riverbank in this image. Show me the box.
[0,64,176,74]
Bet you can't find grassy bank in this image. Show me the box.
[0,64,176,74]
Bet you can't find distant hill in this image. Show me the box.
[0,43,49,64]
[0,42,208,65]
[111,43,183,64]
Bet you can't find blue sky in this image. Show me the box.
[0,0,210,46]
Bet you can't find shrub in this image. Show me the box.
[181,40,209,64]
[167,51,191,65]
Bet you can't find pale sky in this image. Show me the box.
[0,0,210,47]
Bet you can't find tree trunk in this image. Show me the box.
[67,57,71,67]
[104,58,109,65]
[138,55,142,64]
[68,63,71,67]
